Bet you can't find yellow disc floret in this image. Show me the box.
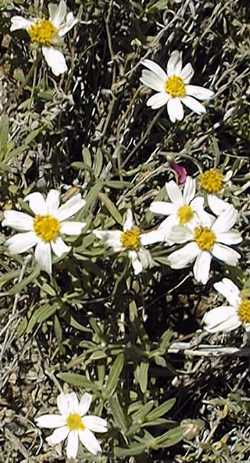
[67,413,85,431]
[199,169,224,194]
[33,215,60,242]
[27,19,58,46]
[165,75,186,97]
[194,226,216,251]
[238,299,250,323]
[178,205,194,224]
[121,227,141,250]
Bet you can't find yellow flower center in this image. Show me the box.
[178,205,194,224]
[27,19,58,45]
[238,299,250,323]
[165,75,186,97]
[67,413,85,431]
[33,215,60,242]
[121,227,141,250]
[194,226,216,251]
[199,169,224,193]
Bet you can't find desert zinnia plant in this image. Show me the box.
[167,203,242,284]
[203,278,250,332]
[36,392,107,458]
[10,0,77,75]
[3,190,85,274]
[140,50,214,122]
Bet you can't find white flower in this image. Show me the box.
[140,50,214,122]
[10,0,77,76]
[36,392,107,458]
[167,200,242,284]
[94,209,163,275]
[199,168,233,215]
[150,176,211,242]
[3,190,85,274]
[203,278,250,332]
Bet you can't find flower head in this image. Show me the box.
[150,177,211,242]
[10,0,77,75]
[140,50,214,122]
[167,199,242,284]
[203,278,250,332]
[36,392,107,458]
[94,209,163,275]
[198,168,233,215]
[3,190,85,274]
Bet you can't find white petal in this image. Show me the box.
[149,201,176,216]
[129,250,143,275]
[186,85,214,100]
[6,232,37,254]
[146,92,169,109]
[158,215,177,242]
[180,63,194,83]
[214,278,240,306]
[67,392,80,413]
[137,248,153,269]
[167,50,182,76]
[167,98,184,122]
[3,211,33,231]
[212,243,240,266]
[79,393,92,416]
[94,230,122,252]
[57,393,72,416]
[79,429,101,455]
[35,414,66,429]
[50,0,67,27]
[42,46,67,76]
[183,176,195,204]
[193,251,211,284]
[47,426,69,445]
[167,225,193,243]
[123,209,134,231]
[46,190,60,215]
[25,192,47,215]
[66,431,79,459]
[166,180,183,205]
[83,416,107,433]
[203,306,241,333]
[10,16,33,31]
[141,59,167,81]
[181,96,206,114]
[140,229,165,246]
[216,231,242,245]
[140,70,164,92]
[207,195,230,216]
[191,197,214,226]
[60,221,85,235]
[212,206,238,233]
[168,242,200,269]
[35,241,52,274]
[59,12,78,36]
[56,194,85,221]
[51,237,71,257]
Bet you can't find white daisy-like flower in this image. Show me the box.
[140,50,214,122]
[94,209,163,275]
[198,168,233,215]
[36,392,107,458]
[203,278,250,332]
[150,176,211,242]
[10,0,77,76]
[3,190,85,274]
[167,200,242,284]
